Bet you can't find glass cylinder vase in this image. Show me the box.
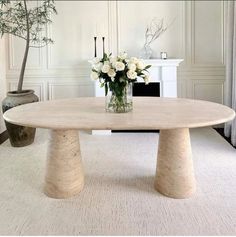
[106,82,133,113]
[139,44,153,59]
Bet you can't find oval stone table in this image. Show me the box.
[3,97,235,199]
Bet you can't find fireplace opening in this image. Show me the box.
[133,82,160,97]
[112,82,160,133]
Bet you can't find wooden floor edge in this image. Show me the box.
[0,130,8,145]
[214,128,236,149]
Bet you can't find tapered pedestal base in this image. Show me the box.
[44,130,84,199]
[155,128,196,199]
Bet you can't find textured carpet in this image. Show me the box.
[0,128,236,235]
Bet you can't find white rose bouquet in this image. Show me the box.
[89,52,151,112]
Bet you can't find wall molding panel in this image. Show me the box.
[48,81,94,100]
[192,80,224,104]
[178,0,225,101]
[4,0,226,103]
[7,78,94,102]
[8,35,43,71]
[46,1,111,72]
[108,1,119,55]
[190,1,225,67]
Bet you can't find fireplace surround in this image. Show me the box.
[93,59,183,135]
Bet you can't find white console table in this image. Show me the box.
[93,59,183,135]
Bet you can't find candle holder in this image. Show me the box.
[102,37,105,56]
[160,52,167,60]
[94,37,97,57]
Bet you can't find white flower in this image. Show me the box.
[93,62,103,72]
[108,68,116,78]
[109,57,117,67]
[128,63,136,71]
[127,70,137,80]
[129,57,138,64]
[102,64,110,73]
[115,61,125,71]
[111,77,115,82]
[90,71,99,80]
[118,51,128,60]
[144,75,150,85]
[88,57,101,65]
[137,60,145,70]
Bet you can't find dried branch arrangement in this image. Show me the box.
[144,18,168,46]
[140,17,175,59]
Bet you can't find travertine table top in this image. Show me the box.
[3,97,235,130]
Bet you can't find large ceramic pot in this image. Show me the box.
[2,90,39,147]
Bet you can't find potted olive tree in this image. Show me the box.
[0,0,57,147]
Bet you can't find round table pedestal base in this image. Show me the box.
[155,128,196,199]
[44,130,84,199]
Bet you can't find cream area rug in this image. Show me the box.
[0,128,236,236]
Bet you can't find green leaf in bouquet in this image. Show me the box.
[119,77,125,82]
[145,65,151,70]
[137,72,144,76]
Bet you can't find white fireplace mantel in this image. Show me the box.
[143,59,183,67]
[94,59,183,98]
[93,59,183,135]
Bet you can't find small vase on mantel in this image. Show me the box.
[139,44,153,59]
[89,52,152,113]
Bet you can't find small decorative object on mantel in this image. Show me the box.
[139,18,174,59]
[89,52,151,113]
[160,52,168,60]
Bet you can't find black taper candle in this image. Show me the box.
[94,37,97,57]
[102,37,105,56]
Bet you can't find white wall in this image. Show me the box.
[3,1,225,104]
[179,1,225,103]
[0,37,6,133]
